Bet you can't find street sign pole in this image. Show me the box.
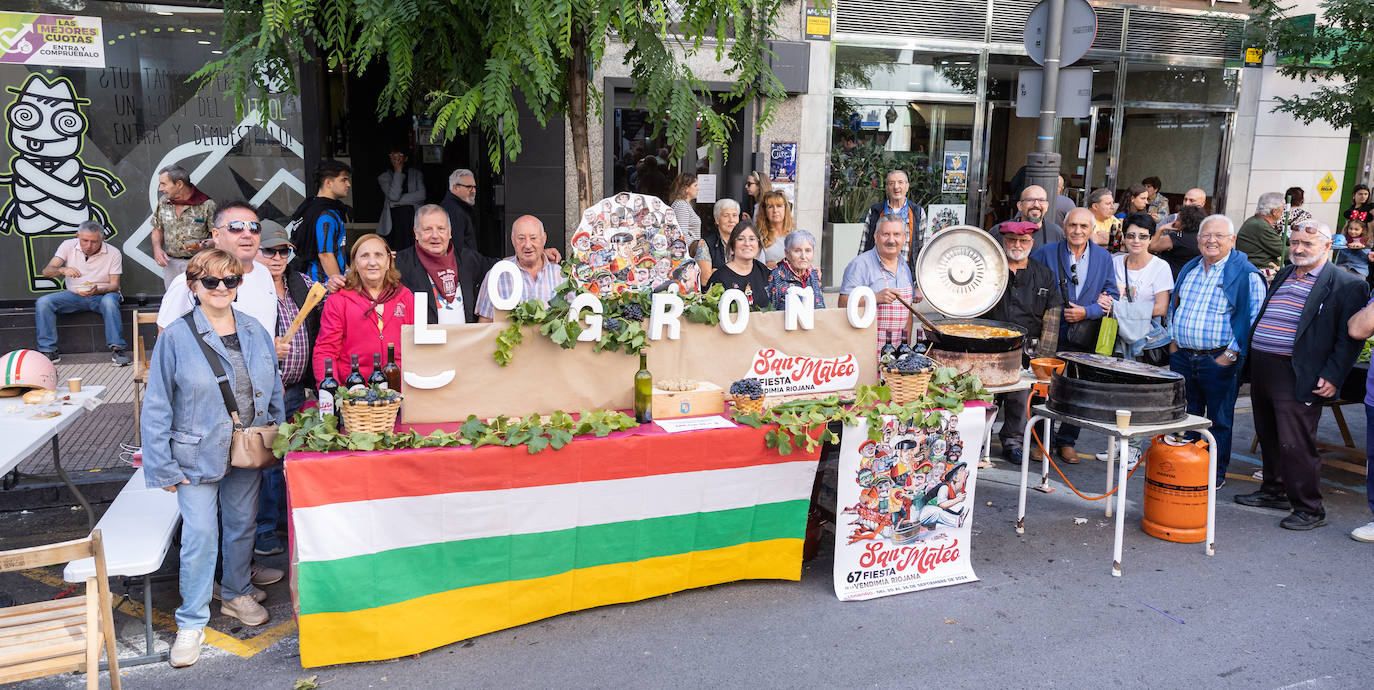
[1025,0,1066,202]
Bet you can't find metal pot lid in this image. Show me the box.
[1057,352,1183,382]
[914,225,1009,318]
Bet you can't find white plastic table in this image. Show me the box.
[1016,404,1217,577]
[980,373,1037,467]
[2,385,108,530]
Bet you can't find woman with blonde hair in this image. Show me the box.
[141,248,285,667]
[754,190,793,268]
[312,233,415,383]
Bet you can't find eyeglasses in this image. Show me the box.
[1020,197,1048,204]
[455,183,476,190]
[220,220,261,235]
[736,236,759,245]
[259,247,291,258]
[196,275,243,290]
[1198,233,1230,241]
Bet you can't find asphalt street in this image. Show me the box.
[4,394,1371,689]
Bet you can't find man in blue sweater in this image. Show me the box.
[1030,208,1118,464]
[1167,214,1266,488]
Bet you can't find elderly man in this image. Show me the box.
[1086,187,1120,251]
[1151,187,1207,277]
[475,216,564,321]
[993,185,1064,251]
[1168,214,1266,488]
[1236,192,1286,274]
[983,221,1061,464]
[1236,221,1367,530]
[1030,208,1118,464]
[34,221,130,365]
[440,168,480,254]
[860,170,926,274]
[842,215,918,352]
[156,201,278,332]
[150,164,216,288]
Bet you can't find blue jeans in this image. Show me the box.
[35,290,126,351]
[1366,405,1374,518]
[256,384,306,537]
[1170,349,1241,480]
[174,466,261,630]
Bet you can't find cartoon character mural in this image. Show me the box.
[569,191,698,296]
[0,73,124,291]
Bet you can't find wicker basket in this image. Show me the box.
[732,393,766,415]
[338,396,403,434]
[884,369,933,405]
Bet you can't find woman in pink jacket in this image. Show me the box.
[312,233,414,382]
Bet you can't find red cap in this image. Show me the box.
[998,221,1039,235]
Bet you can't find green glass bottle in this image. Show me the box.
[634,351,653,423]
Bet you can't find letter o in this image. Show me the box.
[846,286,877,329]
[486,261,525,311]
[719,289,750,334]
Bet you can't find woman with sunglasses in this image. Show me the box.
[155,201,279,335]
[744,171,771,221]
[141,248,285,668]
[312,233,415,385]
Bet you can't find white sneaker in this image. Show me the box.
[221,594,270,626]
[169,628,205,668]
[212,583,266,603]
[1252,469,1264,481]
[1351,521,1374,543]
[1095,447,1141,469]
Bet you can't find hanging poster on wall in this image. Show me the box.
[833,407,987,601]
[941,151,969,194]
[927,204,966,235]
[770,141,797,182]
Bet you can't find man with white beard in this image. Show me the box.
[981,221,1061,464]
[1237,220,1367,530]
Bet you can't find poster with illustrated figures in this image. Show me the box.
[569,191,700,296]
[833,407,987,601]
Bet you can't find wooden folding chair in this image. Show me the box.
[131,310,159,445]
[0,531,122,689]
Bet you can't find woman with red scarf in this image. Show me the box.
[312,234,415,382]
[766,229,826,310]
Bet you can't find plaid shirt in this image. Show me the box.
[1169,254,1266,352]
[276,273,314,385]
[474,258,563,319]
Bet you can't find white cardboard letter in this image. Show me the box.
[846,286,877,329]
[569,293,604,342]
[650,292,685,340]
[487,261,525,311]
[719,289,750,334]
[784,287,816,331]
[413,292,447,344]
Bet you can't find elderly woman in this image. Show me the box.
[695,198,741,283]
[754,190,793,268]
[767,230,825,309]
[668,173,701,244]
[141,249,285,668]
[704,221,773,310]
[313,233,415,383]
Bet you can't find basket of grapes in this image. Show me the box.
[337,384,403,434]
[884,352,938,405]
[729,378,766,415]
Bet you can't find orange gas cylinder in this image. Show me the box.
[1141,434,1210,543]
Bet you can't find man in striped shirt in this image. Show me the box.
[475,216,564,321]
[1168,215,1266,488]
[1235,220,1367,530]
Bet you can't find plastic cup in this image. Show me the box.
[67,377,82,393]
[1115,409,1131,431]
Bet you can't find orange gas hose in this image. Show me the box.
[1025,387,1141,501]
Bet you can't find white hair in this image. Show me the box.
[783,229,817,252]
[713,198,740,219]
[1257,192,1285,215]
[76,220,104,236]
[448,168,475,188]
[1293,218,1333,240]
[1200,214,1234,237]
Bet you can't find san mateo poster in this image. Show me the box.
[833,407,986,600]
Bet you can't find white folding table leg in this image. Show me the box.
[1017,415,1041,534]
[1036,417,1054,492]
[1112,436,1130,577]
[1105,436,1116,518]
[1201,428,1218,556]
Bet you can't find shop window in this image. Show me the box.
[1123,64,1239,108]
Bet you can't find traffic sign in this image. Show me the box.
[1024,0,1098,67]
[1318,172,1338,202]
[1016,68,1092,118]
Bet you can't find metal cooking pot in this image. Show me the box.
[928,318,1027,353]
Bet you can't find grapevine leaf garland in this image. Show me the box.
[730,369,993,456]
[272,408,640,457]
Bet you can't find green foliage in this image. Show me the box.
[273,407,639,457]
[730,371,993,456]
[201,0,787,179]
[1241,0,1374,134]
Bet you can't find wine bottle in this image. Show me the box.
[345,354,365,393]
[383,344,401,392]
[895,330,913,359]
[879,331,896,367]
[634,351,653,424]
[318,358,339,417]
[369,352,388,389]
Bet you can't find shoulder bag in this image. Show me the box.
[182,314,280,469]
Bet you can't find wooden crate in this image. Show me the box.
[651,381,724,420]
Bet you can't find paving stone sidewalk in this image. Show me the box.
[14,352,138,476]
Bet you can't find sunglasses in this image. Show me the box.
[1125,233,1151,241]
[196,275,243,290]
[221,220,262,235]
[259,246,291,258]
[1070,262,1079,286]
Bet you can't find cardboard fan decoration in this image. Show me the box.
[569,191,700,296]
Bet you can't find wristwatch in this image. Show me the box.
[1222,349,1238,362]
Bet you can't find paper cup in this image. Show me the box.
[67,377,82,393]
[1115,409,1130,431]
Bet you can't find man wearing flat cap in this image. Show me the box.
[982,220,1062,464]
